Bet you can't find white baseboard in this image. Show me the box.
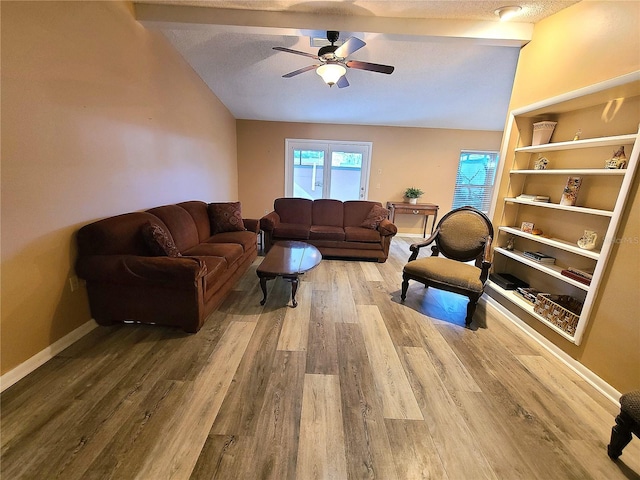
[397,233,425,238]
[481,296,621,407]
[0,319,98,393]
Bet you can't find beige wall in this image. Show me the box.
[1,1,238,375]
[492,1,640,391]
[237,120,502,233]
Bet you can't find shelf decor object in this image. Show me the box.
[534,154,549,170]
[532,121,557,145]
[488,71,640,345]
[577,230,598,250]
[605,146,628,169]
[560,176,582,206]
[533,294,583,336]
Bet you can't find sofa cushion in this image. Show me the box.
[344,200,381,227]
[183,243,244,267]
[188,256,228,300]
[312,199,344,227]
[360,204,389,229]
[77,212,162,256]
[309,225,346,241]
[208,202,246,235]
[141,222,182,257]
[344,226,382,243]
[274,198,313,225]
[178,201,212,243]
[273,223,311,240]
[404,257,483,293]
[207,230,257,252]
[147,205,200,252]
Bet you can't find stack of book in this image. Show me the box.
[561,267,593,286]
[516,287,540,304]
[523,251,556,264]
[516,194,550,202]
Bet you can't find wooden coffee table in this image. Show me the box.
[256,241,322,307]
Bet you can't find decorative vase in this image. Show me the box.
[560,176,582,206]
[408,198,418,205]
[577,230,598,250]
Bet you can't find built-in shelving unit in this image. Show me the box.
[488,71,640,345]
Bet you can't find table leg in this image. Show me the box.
[290,276,299,308]
[259,276,269,305]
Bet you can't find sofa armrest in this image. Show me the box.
[260,211,280,231]
[243,218,260,234]
[377,219,397,236]
[76,255,207,288]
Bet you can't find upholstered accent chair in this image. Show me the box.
[400,206,493,327]
[608,390,640,460]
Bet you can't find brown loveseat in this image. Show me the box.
[76,201,258,333]
[260,198,397,262]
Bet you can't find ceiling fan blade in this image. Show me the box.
[273,46,319,60]
[334,36,366,58]
[346,60,394,74]
[282,64,319,78]
[337,75,349,88]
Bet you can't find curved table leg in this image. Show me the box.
[290,277,299,308]
[259,276,269,305]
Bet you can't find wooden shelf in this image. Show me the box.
[498,226,600,259]
[504,197,614,217]
[515,134,637,153]
[510,168,626,176]
[491,73,640,345]
[486,281,576,342]
[494,248,590,291]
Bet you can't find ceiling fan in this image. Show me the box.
[273,31,395,88]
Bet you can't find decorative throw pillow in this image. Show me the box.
[208,202,246,235]
[141,222,181,257]
[360,204,390,229]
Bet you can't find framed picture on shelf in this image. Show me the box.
[521,221,534,233]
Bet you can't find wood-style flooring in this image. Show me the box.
[2,236,640,479]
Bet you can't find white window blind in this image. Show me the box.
[451,150,499,213]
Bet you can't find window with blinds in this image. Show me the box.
[451,150,499,213]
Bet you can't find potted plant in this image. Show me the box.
[404,187,424,204]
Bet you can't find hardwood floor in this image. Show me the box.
[2,236,640,479]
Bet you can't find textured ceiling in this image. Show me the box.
[135,1,579,130]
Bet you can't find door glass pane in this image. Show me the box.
[293,149,324,199]
[329,151,363,201]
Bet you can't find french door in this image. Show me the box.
[285,139,372,201]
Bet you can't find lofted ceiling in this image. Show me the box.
[135,1,579,131]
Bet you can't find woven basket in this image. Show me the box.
[532,121,557,146]
[534,294,582,335]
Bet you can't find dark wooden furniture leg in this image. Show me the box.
[288,276,299,308]
[466,294,480,327]
[608,411,636,459]
[259,275,274,306]
[401,276,409,301]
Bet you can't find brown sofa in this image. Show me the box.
[260,198,397,262]
[76,201,258,333]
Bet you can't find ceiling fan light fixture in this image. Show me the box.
[316,63,346,86]
[495,5,522,21]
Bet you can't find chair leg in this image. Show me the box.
[465,296,479,327]
[401,276,409,302]
[608,411,635,460]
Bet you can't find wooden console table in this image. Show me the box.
[386,202,439,238]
